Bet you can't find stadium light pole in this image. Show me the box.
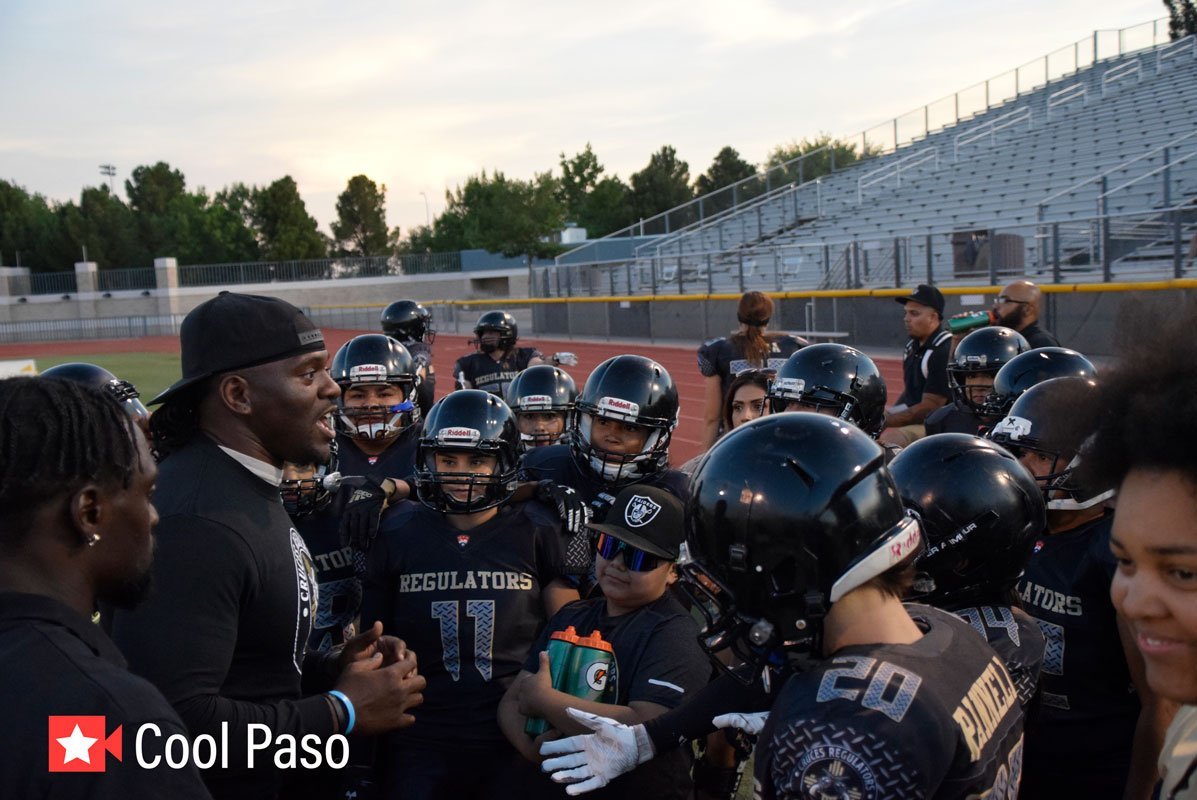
[419,192,430,228]
[99,164,116,194]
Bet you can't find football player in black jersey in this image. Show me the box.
[925,326,1029,436]
[889,433,1046,709]
[988,377,1169,800]
[362,390,579,799]
[539,414,1026,799]
[41,362,152,434]
[506,364,578,453]
[979,346,1097,420]
[381,299,437,418]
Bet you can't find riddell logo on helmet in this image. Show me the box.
[438,427,481,444]
[349,364,388,381]
[888,520,922,562]
[774,377,805,395]
[597,397,639,417]
[519,394,553,409]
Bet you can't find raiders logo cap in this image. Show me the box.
[587,483,685,560]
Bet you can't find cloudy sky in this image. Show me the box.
[0,0,1165,236]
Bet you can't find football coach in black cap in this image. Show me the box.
[880,284,952,448]
[113,293,425,800]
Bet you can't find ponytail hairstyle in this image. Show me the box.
[731,291,773,368]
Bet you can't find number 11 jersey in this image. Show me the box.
[362,499,566,750]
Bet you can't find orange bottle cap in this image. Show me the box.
[574,629,614,653]
[550,626,580,643]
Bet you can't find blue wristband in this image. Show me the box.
[328,690,356,735]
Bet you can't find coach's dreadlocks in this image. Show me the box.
[0,377,138,542]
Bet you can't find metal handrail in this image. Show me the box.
[556,17,1170,265]
[1101,57,1142,97]
[1038,129,1197,208]
[1157,34,1197,74]
[857,148,939,203]
[954,107,1033,161]
[1098,147,1197,199]
[1046,82,1086,121]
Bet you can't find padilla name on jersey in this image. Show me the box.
[453,346,542,397]
[1015,512,1139,794]
[755,605,1024,800]
[951,605,1045,709]
[360,499,566,749]
[518,442,690,522]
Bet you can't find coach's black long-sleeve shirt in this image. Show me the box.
[112,434,334,800]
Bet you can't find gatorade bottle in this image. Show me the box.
[562,630,616,705]
[525,627,580,736]
[948,310,995,334]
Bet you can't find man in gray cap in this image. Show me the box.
[113,293,426,800]
[880,284,952,447]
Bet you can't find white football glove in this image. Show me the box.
[538,708,654,795]
[551,352,579,367]
[712,711,769,736]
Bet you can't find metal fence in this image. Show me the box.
[97,268,157,293]
[0,314,185,345]
[177,253,461,288]
[7,271,78,297]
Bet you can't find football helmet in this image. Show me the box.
[981,347,1097,418]
[986,376,1112,511]
[766,344,887,437]
[330,334,419,440]
[381,300,435,344]
[41,362,151,427]
[414,390,520,513]
[505,364,578,451]
[681,413,922,682]
[948,327,1029,414]
[889,433,1045,608]
[280,439,340,517]
[473,310,519,354]
[570,355,679,484]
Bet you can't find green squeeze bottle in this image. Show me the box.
[948,310,996,334]
[525,626,580,736]
[562,629,615,704]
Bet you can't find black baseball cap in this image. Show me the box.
[895,284,945,316]
[151,292,326,405]
[588,484,686,560]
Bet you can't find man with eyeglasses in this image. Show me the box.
[993,280,1059,349]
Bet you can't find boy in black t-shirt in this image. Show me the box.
[499,485,709,799]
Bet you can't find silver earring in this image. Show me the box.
[87,533,101,547]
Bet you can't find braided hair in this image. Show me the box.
[0,377,138,544]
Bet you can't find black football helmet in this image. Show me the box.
[42,362,150,427]
[948,327,1030,414]
[765,344,887,437]
[981,347,1097,418]
[381,300,435,344]
[330,334,420,439]
[415,390,520,513]
[505,364,578,451]
[681,413,923,682]
[889,433,1045,608]
[570,355,679,484]
[473,310,518,354]
[280,439,340,517]
[987,376,1112,511]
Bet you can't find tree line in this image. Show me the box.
[0,136,868,273]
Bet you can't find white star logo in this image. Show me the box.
[57,724,98,765]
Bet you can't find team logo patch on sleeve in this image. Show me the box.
[625,495,662,527]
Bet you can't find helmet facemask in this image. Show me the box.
[281,437,340,517]
[336,379,419,440]
[571,408,671,484]
[415,444,517,514]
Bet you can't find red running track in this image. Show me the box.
[0,329,904,465]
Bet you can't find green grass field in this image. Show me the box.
[34,352,182,401]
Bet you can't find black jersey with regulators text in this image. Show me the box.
[361,499,566,749]
[755,605,1024,800]
[292,489,360,653]
[453,347,542,396]
[518,443,690,523]
[1015,513,1138,797]
[951,604,1045,710]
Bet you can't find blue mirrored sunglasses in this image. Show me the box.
[594,530,662,572]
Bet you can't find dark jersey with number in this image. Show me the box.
[518,443,690,523]
[1015,513,1137,798]
[291,489,360,653]
[335,424,420,482]
[950,605,1044,710]
[697,334,806,397]
[755,605,1024,800]
[924,403,989,436]
[361,499,566,750]
[453,346,542,397]
[521,594,711,799]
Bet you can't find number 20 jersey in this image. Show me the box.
[361,499,566,749]
[755,605,1025,800]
